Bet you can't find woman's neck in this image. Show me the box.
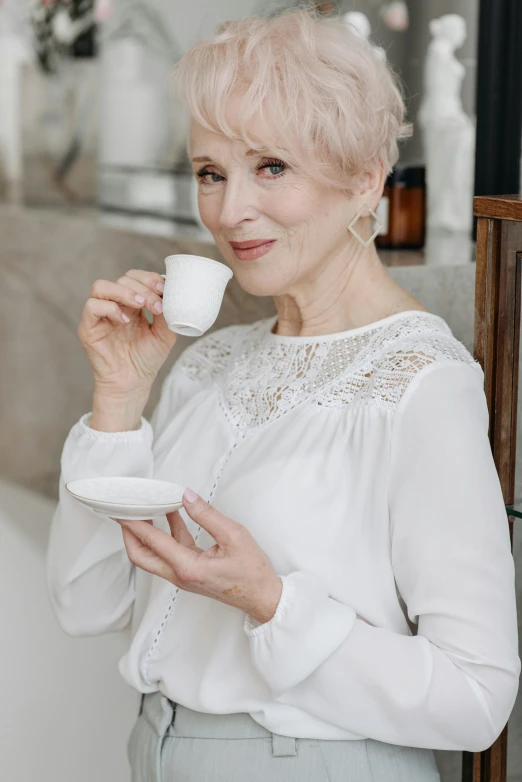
[271,249,426,338]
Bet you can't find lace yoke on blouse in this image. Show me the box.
[173,312,480,432]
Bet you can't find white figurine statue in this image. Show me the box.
[341,12,386,60]
[417,14,475,233]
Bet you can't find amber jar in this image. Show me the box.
[375,166,426,250]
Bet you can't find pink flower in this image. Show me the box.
[382,2,409,32]
[95,0,113,22]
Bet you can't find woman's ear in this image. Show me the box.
[359,163,387,210]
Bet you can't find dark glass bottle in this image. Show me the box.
[375,166,426,250]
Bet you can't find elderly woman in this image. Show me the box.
[46,8,520,782]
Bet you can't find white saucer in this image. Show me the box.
[65,477,186,520]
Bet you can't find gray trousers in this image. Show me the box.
[127,691,441,782]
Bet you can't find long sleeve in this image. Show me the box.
[243,359,520,751]
[46,365,200,636]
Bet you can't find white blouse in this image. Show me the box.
[46,310,520,752]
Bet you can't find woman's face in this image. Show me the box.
[189,98,372,299]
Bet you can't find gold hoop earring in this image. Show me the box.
[347,203,383,248]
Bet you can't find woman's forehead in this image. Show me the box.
[189,116,275,161]
[188,84,279,150]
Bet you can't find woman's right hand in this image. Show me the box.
[78,269,177,400]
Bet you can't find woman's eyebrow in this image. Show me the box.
[191,149,267,164]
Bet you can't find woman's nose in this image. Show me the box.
[218,180,258,227]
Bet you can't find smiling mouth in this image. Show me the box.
[229,240,275,249]
[229,240,277,260]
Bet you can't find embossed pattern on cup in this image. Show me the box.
[163,254,234,337]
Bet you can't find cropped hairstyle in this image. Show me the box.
[172,5,412,195]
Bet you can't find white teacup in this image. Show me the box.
[162,254,234,337]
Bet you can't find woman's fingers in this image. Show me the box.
[124,269,166,296]
[115,275,164,315]
[90,278,161,315]
[150,307,177,348]
[120,524,174,581]
[81,297,130,329]
[117,272,175,346]
[167,510,197,547]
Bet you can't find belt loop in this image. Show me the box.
[138,693,145,717]
[272,733,297,757]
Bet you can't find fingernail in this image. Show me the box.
[135,294,145,304]
[183,487,199,503]
[154,301,163,314]
[156,282,165,293]
[122,312,131,323]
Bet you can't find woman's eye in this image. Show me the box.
[196,170,223,183]
[258,160,286,177]
[196,159,287,184]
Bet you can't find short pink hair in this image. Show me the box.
[172,5,412,194]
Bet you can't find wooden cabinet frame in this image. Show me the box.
[467,194,522,782]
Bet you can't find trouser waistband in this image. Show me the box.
[139,692,298,757]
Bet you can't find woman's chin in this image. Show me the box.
[233,276,278,298]
[230,262,294,298]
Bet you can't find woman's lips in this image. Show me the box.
[230,240,276,260]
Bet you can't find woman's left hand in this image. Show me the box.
[115,488,283,625]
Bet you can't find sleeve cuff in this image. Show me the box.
[61,413,154,484]
[77,413,153,442]
[243,570,357,695]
